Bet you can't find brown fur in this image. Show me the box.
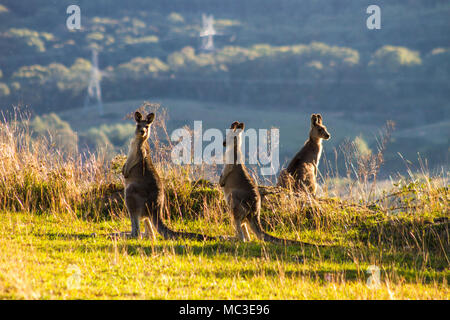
[278,114,331,195]
[123,111,215,240]
[220,121,316,245]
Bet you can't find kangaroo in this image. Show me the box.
[122,111,215,241]
[219,121,315,245]
[278,114,331,195]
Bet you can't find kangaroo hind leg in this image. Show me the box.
[232,216,248,241]
[230,192,252,242]
[125,188,145,238]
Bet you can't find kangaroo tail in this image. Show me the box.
[247,215,325,246]
[258,185,283,196]
[151,214,218,241]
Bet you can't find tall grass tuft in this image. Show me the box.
[0,107,448,257]
[0,109,123,219]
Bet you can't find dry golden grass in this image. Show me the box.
[0,107,448,299]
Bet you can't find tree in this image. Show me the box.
[2,28,54,55]
[0,83,10,98]
[167,12,185,24]
[30,113,78,155]
[117,57,168,79]
[369,46,422,70]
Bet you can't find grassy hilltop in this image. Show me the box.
[0,110,448,299]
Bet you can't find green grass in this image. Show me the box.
[0,211,448,299]
[0,108,448,299]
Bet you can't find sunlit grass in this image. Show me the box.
[0,212,448,299]
[0,109,448,299]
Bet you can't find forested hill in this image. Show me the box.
[0,0,448,172]
[0,0,448,110]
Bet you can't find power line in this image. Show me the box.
[109,74,450,85]
[83,49,103,115]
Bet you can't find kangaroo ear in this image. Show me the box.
[237,122,245,130]
[316,114,322,124]
[311,114,318,126]
[230,121,239,130]
[146,113,155,124]
[135,111,143,122]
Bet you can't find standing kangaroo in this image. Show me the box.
[122,111,214,240]
[219,121,315,245]
[278,114,331,195]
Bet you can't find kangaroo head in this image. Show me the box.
[309,114,331,140]
[134,111,155,141]
[223,121,245,147]
[223,121,245,164]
